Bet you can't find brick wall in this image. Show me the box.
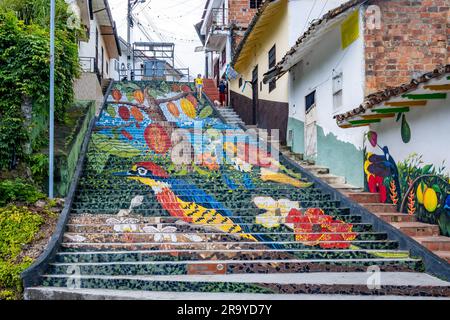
[364,0,449,93]
[228,0,258,27]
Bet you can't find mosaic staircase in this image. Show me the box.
[24,80,450,299]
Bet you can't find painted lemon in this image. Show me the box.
[423,188,438,213]
[416,183,427,205]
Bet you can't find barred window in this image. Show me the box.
[250,0,263,9]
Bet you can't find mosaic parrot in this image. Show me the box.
[366,146,402,203]
[115,161,281,248]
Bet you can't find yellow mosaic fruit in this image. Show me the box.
[416,183,427,204]
[180,98,196,119]
[423,188,438,213]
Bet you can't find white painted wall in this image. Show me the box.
[288,0,350,47]
[288,7,367,149]
[367,95,450,176]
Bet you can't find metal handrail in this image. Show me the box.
[120,67,191,82]
[206,7,228,35]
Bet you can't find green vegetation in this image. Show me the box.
[0,179,46,207]
[0,0,80,185]
[0,205,45,299]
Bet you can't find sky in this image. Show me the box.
[109,0,206,77]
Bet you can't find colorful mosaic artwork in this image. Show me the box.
[364,131,450,237]
[34,81,440,296]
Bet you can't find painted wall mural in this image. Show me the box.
[364,130,450,237]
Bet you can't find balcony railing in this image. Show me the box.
[79,56,102,84]
[119,67,191,82]
[205,7,228,35]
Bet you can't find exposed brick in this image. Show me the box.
[364,0,448,93]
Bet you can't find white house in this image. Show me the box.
[70,0,122,108]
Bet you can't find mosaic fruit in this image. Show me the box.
[144,123,171,154]
[106,106,116,118]
[118,106,130,121]
[134,90,145,104]
[186,94,198,108]
[167,102,180,118]
[112,89,122,102]
[181,85,191,93]
[121,130,133,141]
[180,98,196,119]
[199,106,213,119]
[172,84,180,92]
[423,188,438,213]
[416,183,427,204]
[131,106,144,122]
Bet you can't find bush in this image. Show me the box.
[0,179,45,206]
[0,205,44,296]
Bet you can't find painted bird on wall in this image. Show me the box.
[115,161,281,248]
[365,146,402,205]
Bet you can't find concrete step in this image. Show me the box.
[361,203,398,213]
[435,251,450,263]
[302,165,329,175]
[373,212,417,223]
[61,239,400,251]
[330,184,364,192]
[30,272,450,297]
[55,249,410,263]
[24,287,450,300]
[62,231,390,243]
[413,236,450,252]
[316,174,346,185]
[392,222,440,237]
[345,192,381,204]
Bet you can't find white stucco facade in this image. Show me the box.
[286,4,367,187]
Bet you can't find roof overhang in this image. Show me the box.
[231,0,284,71]
[76,0,90,31]
[263,0,365,84]
[92,0,121,58]
[335,65,450,128]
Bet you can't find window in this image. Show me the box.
[221,48,226,66]
[332,71,343,110]
[250,0,263,9]
[239,77,243,88]
[305,91,316,113]
[268,44,276,92]
[106,61,109,75]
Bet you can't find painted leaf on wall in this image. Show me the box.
[367,131,378,147]
[401,114,411,143]
[421,164,433,175]
[144,123,171,154]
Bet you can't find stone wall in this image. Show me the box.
[73,72,104,114]
[364,0,449,93]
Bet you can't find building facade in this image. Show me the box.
[264,0,449,188]
[196,0,263,85]
[70,0,121,108]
